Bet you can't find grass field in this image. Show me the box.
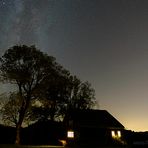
[0,145,133,148]
[0,144,147,148]
[0,145,64,148]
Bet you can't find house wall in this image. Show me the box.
[66,127,126,146]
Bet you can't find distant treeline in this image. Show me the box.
[0,120,64,145]
[124,130,148,146]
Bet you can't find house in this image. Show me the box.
[63,109,126,146]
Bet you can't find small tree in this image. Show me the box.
[1,93,21,127]
[1,92,32,127]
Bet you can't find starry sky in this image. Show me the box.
[1,0,148,131]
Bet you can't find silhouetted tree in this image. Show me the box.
[0,45,58,144]
[0,45,96,144]
[1,93,21,127]
[64,76,96,111]
[1,92,32,127]
[32,75,96,121]
[30,66,71,121]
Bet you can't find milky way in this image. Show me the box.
[0,0,99,54]
[0,0,58,53]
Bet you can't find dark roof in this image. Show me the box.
[65,109,124,129]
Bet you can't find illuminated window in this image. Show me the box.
[111,131,116,138]
[67,130,74,138]
[117,131,121,138]
[111,130,122,138]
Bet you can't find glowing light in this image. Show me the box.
[111,130,122,139]
[117,131,121,138]
[67,130,74,138]
[59,140,67,146]
[111,131,116,138]
[1,0,5,5]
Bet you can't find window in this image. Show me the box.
[111,130,121,138]
[111,131,116,138]
[67,130,74,138]
[117,131,121,138]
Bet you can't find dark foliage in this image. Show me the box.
[0,124,15,144]
[21,120,65,145]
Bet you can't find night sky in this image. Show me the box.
[1,0,148,131]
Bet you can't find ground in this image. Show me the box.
[0,145,133,148]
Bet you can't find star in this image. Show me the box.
[1,0,6,5]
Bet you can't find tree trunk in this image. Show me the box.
[15,124,21,144]
[15,84,31,145]
[15,98,29,145]
[15,102,28,145]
